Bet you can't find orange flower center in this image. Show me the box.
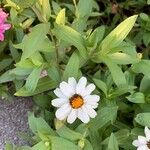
[70,94,84,109]
[147,141,150,149]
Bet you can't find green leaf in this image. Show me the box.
[9,41,20,62]
[15,77,57,96]
[12,0,38,8]
[140,13,149,21]
[148,0,150,5]
[54,24,87,58]
[36,37,54,53]
[42,0,51,21]
[31,141,47,150]
[89,129,101,150]
[89,106,118,130]
[28,112,56,135]
[30,52,44,67]
[16,59,35,68]
[109,86,136,99]
[77,0,93,18]
[47,66,61,83]
[56,8,66,25]
[126,92,145,103]
[25,67,43,92]
[102,129,130,145]
[16,23,50,60]
[132,60,150,79]
[93,78,107,96]
[83,140,93,150]
[52,1,61,15]
[100,15,138,54]
[135,113,150,127]
[107,133,119,150]
[0,70,16,84]
[140,76,150,94]
[107,52,138,65]
[10,67,32,76]
[143,32,150,46]
[0,58,13,72]
[87,26,105,48]
[33,95,50,109]
[57,126,82,141]
[102,56,127,87]
[50,136,79,150]
[63,52,80,80]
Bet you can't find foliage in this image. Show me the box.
[0,0,150,149]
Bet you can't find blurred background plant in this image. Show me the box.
[0,0,150,150]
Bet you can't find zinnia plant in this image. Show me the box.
[0,0,150,150]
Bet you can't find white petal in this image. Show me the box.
[54,88,66,98]
[84,95,100,103]
[51,98,68,107]
[55,103,71,120]
[82,84,95,97]
[84,101,99,109]
[145,126,150,140]
[132,140,142,147]
[68,77,77,90]
[83,105,97,118]
[90,103,99,109]
[77,108,90,123]
[67,109,77,124]
[138,145,149,150]
[60,81,74,98]
[138,136,147,145]
[76,77,87,95]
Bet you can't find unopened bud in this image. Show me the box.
[45,141,50,147]
[137,53,142,59]
[78,139,85,149]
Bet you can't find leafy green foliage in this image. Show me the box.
[1,0,150,149]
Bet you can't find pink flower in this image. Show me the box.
[0,9,11,41]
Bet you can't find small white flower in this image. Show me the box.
[51,77,100,124]
[132,126,150,150]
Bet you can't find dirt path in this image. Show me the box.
[0,97,33,150]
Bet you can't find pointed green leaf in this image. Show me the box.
[107,133,119,150]
[107,52,138,65]
[63,52,80,80]
[89,106,118,130]
[18,23,50,60]
[132,60,150,79]
[100,15,138,54]
[102,56,127,87]
[25,66,43,92]
[54,24,87,58]
[56,8,66,25]
[126,92,145,103]
[15,77,57,96]
[135,113,150,127]
[28,112,56,135]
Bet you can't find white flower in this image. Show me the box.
[132,126,150,150]
[51,77,100,124]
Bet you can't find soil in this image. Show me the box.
[0,97,33,150]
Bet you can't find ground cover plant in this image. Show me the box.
[0,0,150,149]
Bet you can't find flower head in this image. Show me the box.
[0,9,11,41]
[51,77,100,124]
[132,126,150,150]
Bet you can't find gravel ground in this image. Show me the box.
[0,97,33,150]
